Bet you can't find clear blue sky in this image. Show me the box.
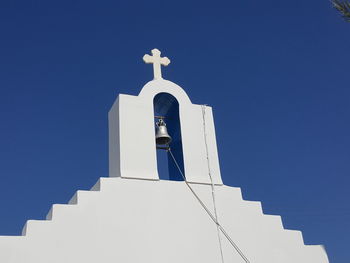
[0,1,349,262]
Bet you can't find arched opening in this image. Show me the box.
[153,93,185,181]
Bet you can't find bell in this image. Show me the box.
[155,119,172,146]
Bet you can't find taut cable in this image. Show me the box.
[168,149,250,263]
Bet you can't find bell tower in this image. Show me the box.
[108,48,223,185]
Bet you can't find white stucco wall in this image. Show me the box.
[0,177,329,262]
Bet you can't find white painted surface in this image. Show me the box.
[0,178,329,262]
[109,93,158,180]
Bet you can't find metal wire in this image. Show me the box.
[201,105,225,263]
[168,149,250,263]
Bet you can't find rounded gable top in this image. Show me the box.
[139,79,192,105]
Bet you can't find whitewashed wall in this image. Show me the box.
[0,178,328,262]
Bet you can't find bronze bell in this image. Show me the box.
[155,118,172,146]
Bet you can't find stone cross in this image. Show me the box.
[143,48,170,80]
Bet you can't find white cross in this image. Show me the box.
[143,48,170,80]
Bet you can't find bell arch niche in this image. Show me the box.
[108,78,223,185]
[153,93,184,181]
